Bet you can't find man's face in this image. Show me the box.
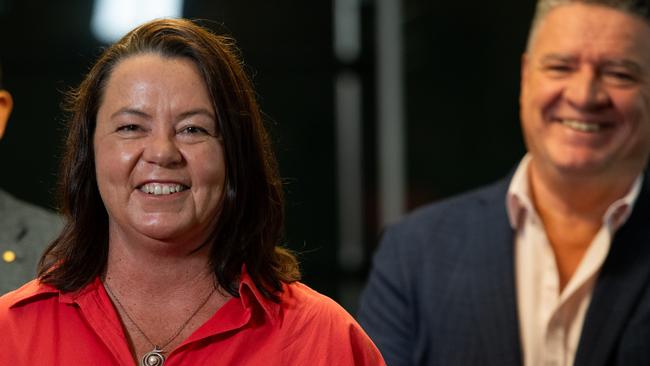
[0,90,12,139]
[520,3,650,181]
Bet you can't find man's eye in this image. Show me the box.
[544,64,573,74]
[603,71,636,85]
[540,62,576,79]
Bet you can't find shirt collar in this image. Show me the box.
[237,266,281,321]
[8,265,282,322]
[7,280,59,309]
[506,155,536,229]
[603,177,642,231]
[506,154,643,231]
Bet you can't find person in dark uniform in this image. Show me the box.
[0,63,62,294]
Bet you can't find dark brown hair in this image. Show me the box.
[38,18,300,301]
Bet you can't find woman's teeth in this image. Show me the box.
[139,183,187,195]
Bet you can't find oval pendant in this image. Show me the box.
[141,346,165,366]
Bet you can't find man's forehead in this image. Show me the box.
[540,53,645,74]
[531,3,650,63]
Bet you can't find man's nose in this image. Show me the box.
[564,68,610,110]
[143,130,183,167]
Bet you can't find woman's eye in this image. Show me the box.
[180,126,209,135]
[184,126,206,133]
[116,124,141,132]
[114,124,147,138]
[177,124,216,143]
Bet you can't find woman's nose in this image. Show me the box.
[143,130,183,167]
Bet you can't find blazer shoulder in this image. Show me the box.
[389,177,509,237]
[0,190,62,234]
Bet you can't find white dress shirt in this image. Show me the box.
[506,155,642,366]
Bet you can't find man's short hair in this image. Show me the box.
[527,0,650,50]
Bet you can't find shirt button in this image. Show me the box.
[2,250,17,263]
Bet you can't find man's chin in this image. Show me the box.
[532,152,614,180]
[551,158,616,178]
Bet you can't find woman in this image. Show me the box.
[0,19,384,365]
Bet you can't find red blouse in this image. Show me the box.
[0,271,385,365]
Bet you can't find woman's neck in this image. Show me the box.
[104,234,215,299]
[103,243,228,363]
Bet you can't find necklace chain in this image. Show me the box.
[103,279,216,352]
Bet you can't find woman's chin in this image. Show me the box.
[131,218,194,242]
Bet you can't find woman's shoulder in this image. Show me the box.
[278,281,370,340]
[0,279,61,338]
[0,279,59,313]
[275,281,385,364]
[280,281,352,321]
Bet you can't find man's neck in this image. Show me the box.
[527,161,639,290]
[528,162,638,221]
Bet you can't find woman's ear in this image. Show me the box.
[0,90,14,139]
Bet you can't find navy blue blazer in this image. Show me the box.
[358,172,650,366]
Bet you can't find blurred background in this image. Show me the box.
[0,0,533,312]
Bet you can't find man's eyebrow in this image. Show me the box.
[539,54,644,73]
[110,108,150,120]
[601,59,642,74]
[539,54,576,64]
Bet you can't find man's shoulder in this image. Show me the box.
[0,190,62,294]
[372,176,513,270]
[390,176,510,236]
[0,189,62,232]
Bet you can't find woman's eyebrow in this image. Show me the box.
[110,107,150,120]
[177,108,216,121]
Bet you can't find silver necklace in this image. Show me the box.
[103,280,216,366]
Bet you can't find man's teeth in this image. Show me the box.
[561,119,601,132]
[139,183,187,195]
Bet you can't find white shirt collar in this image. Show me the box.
[506,154,643,231]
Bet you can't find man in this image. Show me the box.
[0,64,62,294]
[359,1,650,365]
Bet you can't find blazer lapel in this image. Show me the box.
[468,181,523,366]
[574,174,650,366]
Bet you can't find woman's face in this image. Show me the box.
[94,54,225,247]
